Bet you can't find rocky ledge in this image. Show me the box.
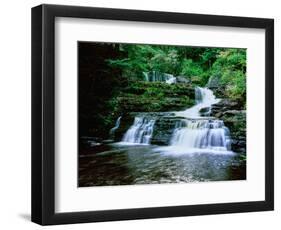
[211,99,246,154]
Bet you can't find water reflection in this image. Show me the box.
[79,144,245,187]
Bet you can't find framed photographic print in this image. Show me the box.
[31,4,274,225]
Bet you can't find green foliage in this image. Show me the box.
[211,49,246,102]
[80,42,246,137]
[107,45,183,78]
[199,48,222,68]
[106,44,246,109]
[112,81,195,113]
[180,59,204,77]
[149,48,181,74]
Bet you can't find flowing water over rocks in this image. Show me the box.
[143,71,177,84]
[79,85,246,186]
[119,87,232,154]
[109,116,122,139]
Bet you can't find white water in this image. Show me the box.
[165,75,177,84]
[175,87,220,118]
[122,117,156,144]
[143,71,176,84]
[166,87,232,154]
[170,119,231,151]
[109,116,122,138]
[120,86,233,154]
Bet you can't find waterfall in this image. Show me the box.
[143,71,176,84]
[120,86,233,154]
[176,87,220,118]
[170,119,231,151]
[169,87,232,153]
[165,75,177,84]
[122,116,156,144]
[109,116,122,138]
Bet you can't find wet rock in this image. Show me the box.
[114,114,135,141]
[151,117,179,145]
[211,99,242,117]
[176,76,191,84]
[207,75,221,89]
[206,75,227,98]
[102,140,115,144]
[221,111,246,154]
[224,110,244,115]
[209,98,246,154]
[199,107,211,116]
[80,136,103,147]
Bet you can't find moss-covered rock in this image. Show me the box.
[120,81,193,109]
[83,80,195,139]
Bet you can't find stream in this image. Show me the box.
[79,81,246,186]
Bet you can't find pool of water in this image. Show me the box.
[79,143,246,187]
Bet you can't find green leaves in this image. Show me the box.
[114,81,195,112]
[106,45,183,77]
[180,59,203,77]
[211,49,246,102]
[106,44,246,106]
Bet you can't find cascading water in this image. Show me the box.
[175,87,220,118]
[167,87,233,154]
[165,75,177,84]
[143,71,176,84]
[109,116,122,138]
[170,119,231,151]
[119,86,233,154]
[122,116,156,144]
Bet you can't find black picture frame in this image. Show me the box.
[31,4,274,225]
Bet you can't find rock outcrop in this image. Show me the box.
[211,99,246,154]
[176,76,191,84]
